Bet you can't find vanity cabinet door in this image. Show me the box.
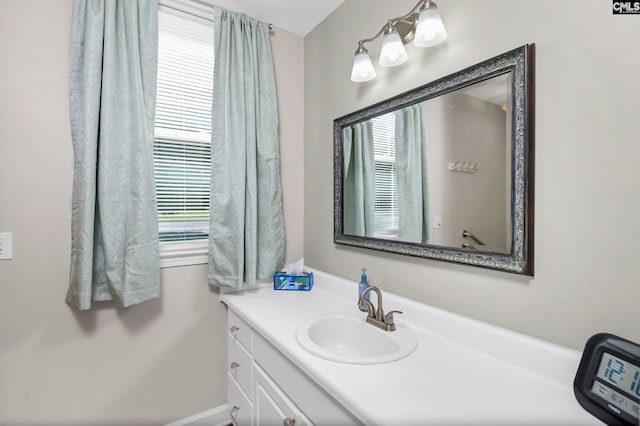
[254,364,312,426]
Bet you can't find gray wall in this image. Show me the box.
[304,0,640,350]
[0,1,304,423]
[425,92,508,250]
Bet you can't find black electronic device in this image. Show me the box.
[574,333,640,425]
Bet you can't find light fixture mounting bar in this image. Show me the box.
[356,0,427,46]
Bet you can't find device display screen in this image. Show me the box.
[575,334,640,425]
[591,352,640,420]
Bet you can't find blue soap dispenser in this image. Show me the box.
[358,268,370,312]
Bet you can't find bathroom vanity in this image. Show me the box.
[226,307,359,425]
[222,269,601,425]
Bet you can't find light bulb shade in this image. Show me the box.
[351,52,376,82]
[379,31,408,67]
[414,5,447,48]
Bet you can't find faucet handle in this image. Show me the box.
[384,310,402,325]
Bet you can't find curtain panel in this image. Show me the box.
[395,104,431,244]
[342,121,375,237]
[208,8,285,289]
[67,0,160,309]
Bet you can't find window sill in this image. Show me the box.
[159,240,208,268]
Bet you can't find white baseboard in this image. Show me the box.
[164,405,231,426]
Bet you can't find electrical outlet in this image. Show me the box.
[0,232,13,260]
[433,216,442,229]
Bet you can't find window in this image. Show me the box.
[154,3,214,266]
[371,112,399,237]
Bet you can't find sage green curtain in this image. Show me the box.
[67,0,160,310]
[342,121,374,237]
[395,104,431,244]
[209,8,285,289]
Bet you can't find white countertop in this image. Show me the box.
[222,268,602,425]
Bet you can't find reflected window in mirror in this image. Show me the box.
[372,113,399,239]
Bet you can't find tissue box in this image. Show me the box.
[273,272,314,291]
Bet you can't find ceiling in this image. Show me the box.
[207,0,346,36]
[463,74,509,106]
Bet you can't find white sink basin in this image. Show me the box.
[295,313,418,364]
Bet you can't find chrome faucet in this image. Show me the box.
[357,285,402,332]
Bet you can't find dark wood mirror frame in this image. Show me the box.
[333,44,535,276]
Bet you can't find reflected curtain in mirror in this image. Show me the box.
[342,121,375,237]
[395,104,431,244]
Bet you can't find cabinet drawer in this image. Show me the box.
[228,372,253,426]
[254,363,312,426]
[228,334,253,397]
[229,309,252,352]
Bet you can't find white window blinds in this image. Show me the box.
[371,112,399,234]
[154,6,214,243]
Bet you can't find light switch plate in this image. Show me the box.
[0,232,13,260]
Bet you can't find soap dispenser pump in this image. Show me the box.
[358,268,370,312]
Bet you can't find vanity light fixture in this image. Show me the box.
[350,0,447,82]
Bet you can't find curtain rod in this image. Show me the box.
[185,0,274,31]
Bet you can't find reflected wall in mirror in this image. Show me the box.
[334,44,535,275]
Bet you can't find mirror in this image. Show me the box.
[334,44,535,275]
